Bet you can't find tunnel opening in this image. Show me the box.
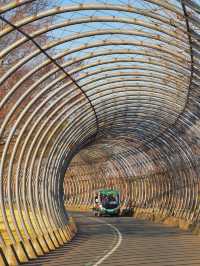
[63,134,199,224]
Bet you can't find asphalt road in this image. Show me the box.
[23,212,200,266]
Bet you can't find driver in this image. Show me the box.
[95,193,99,208]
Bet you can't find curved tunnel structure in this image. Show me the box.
[1,0,200,264]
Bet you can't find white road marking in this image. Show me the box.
[92,220,122,266]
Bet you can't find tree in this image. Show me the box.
[0,0,52,122]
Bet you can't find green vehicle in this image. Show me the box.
[93,189,120,216]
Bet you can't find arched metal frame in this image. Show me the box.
[1,0,200,265]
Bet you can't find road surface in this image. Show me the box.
[23,212,200,265]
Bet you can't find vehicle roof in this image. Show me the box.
[97,189,119,195]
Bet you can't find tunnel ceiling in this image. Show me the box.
[1,0,196,147]
[1,0,200,263]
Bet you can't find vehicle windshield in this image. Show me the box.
[100,193,119,209]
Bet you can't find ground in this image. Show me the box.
[23,212,200,266]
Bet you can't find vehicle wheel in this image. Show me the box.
[94,212,97,216]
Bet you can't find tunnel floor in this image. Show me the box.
[22,212,200,266]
